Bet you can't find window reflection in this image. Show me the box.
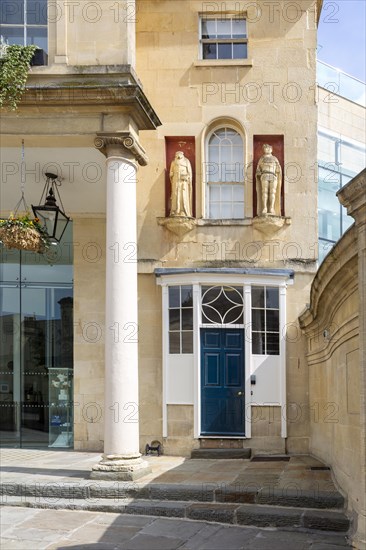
[318,129,366,263]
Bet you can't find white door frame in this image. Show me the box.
[156,270,292,440]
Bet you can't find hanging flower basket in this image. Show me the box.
[0,213,51,253]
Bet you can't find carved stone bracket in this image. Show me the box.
[158,216,197,237]
[252,215,292,237]
[95,132,148,166]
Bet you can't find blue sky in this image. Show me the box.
[318,0,366,81]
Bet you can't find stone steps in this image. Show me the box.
[0,476,350,535]
[191,448,252,459]
[0,481,345,509]
[0,495,350,533]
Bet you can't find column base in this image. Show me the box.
[90,454,152,481]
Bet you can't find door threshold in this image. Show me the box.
[199,436,248,439]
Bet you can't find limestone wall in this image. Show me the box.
[136,0,319,266]
[299,203,365,548]
[48,0,136,66]
[73,217,106,451]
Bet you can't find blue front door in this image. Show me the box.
[200,328,245,436]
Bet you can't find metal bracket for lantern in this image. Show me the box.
[145,440,162,456]
[32,173,70,243]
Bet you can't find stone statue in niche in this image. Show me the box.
[169,151,192,217]
[256,144,282,216]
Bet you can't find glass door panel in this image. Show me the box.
[1,223,73,448]
[0,248,21,282]
[0,281,73,449]
[0,285,21,447]
[20,285,73,448]
[21,286,50,447]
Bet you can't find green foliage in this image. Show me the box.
[0,44,38,110]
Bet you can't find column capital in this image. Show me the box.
[94,132,148,166]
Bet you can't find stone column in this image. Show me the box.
[91,132,151,480]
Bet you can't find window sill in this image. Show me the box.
[198,218,253,227]
[194,59,253,67]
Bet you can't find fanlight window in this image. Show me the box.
[201,286,244,324]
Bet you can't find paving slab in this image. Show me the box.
[119,534,185,550]
[93,513,154,528]
[0,506,352,550]
[189,525,257,549]
[1,526,69,543]
[70,523,140,543]
[181,523,223,549]
[140,518,204,539]
[1,539,50,550]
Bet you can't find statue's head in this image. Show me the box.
[175,151,184,159]
[263,144,272,154]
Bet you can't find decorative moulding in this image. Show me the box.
[252,215,291,236]
[158,216,197,237]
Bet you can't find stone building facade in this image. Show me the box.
[0,0,337,468]
[1,0,320,456]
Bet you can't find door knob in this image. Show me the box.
[237,391,243,396]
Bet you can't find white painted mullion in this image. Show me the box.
[193,283,200,438]
[24,0,27,45]
[162,285,169,437]
[279,285,287,438]
[244,283,252,438]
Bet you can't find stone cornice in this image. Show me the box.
[6,66,161,131]
[94,132,148,166]
[337,168,366,226]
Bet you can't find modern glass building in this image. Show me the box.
[317,61,366,263]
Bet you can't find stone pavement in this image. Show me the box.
[0,506,351,549]
[0,448,343,490]
[0,449,352,548]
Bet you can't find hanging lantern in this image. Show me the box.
[32,173,70,243]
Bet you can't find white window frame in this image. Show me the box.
[157,272,292,441]
[199,14,248,61]
[251,286,280,356]
[167,285,194,355]
[205,125,245,219]
[0,0,48,53]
